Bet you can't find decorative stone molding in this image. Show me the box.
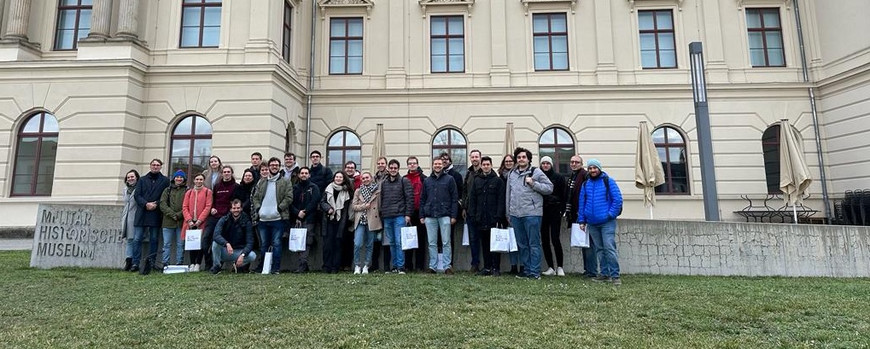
[520,0,577,16]
[736,0,791,11]
[318,0,374,19]
[627,0,683,13]
[418,0,475,18]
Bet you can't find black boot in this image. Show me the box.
[123,258,132,271]
[509,265,518,275]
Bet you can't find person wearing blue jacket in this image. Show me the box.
[576,159,624,285]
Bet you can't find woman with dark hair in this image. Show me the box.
[182,173,213,272]
[233,168,257,216]
[121,169,140,271]
[320,172,353,273]
[498,154,520,275]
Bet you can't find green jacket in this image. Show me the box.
[159,184,187,228]
[251,175,294,222]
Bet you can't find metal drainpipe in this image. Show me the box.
[793,0,831,222]
[305,1,317,166]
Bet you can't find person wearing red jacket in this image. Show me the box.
[403,156,427,272]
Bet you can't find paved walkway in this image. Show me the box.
[0,239,32,250]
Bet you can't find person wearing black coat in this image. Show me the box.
[467,157,506,276]
[290,167,322,273]
[565,155,596,277]
[209,200,257,274]
[539,156,567,276]
[132,159,171,270]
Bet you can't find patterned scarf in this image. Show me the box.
[358,182,378,224]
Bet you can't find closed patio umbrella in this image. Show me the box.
[371,123,385,172]
[634,121,666,219]
[779,119,813,224]
[504,122,517,156]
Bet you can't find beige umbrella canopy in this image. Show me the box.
[371,123,385,172]
[778,119,813,223]
[634,121,666,219]
[504,122,517,157]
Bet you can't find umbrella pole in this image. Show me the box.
[793,205,798,224]
[649,206,653,219]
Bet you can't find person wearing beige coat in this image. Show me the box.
[351,172,382,274]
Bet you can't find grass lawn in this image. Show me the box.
[2,251,869,348]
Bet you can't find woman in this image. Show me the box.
[351,172,382,275]
[498,154,520,275]
[201,155,222,190]
[182,173,213,272]
[159,170,187,266]
[233,169,257,216]
[121,169,140,271]
[320,172,353,273]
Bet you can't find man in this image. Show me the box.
[462,149,483,272]
[210,200,258,274]
[370,156,391,272]
[281,152,301,184]
[439,152,463,267]
[132,159,170,272]
[565,155,596,278]
[375,157,388,182]
[249,152,263,183]
[344,161,362,189]
[539,156,567,277]
[307,150,332,195]
[206,165,239,269]
[420,158,458,274]
[467,156,506,276]
[252,158,293,274]
[290,167,321,273]
[576,159,624,285]
[379,159,414,274]
[505,147,553,280]
[403,156,427,271]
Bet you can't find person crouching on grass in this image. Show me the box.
[210,200,257,274]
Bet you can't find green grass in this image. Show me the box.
[2,251,869,348]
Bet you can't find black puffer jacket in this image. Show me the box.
[379,175,413,218]
[420,171,458,219]
[291,180,322,224]
[467,170,506,230]
[542,167,567,215]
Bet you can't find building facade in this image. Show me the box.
[0,0,868,227]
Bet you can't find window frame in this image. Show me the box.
[652,126,690,195]
[537,127,575,176]
[431,128,468,176]
[532,12,569,72]
[53,0,93,51]
[638,9,677,69]
[179,0,222,49]
[169,115,213,184]
[430,15,465,74]
[326,130,362,174]
[328,17,364,75]
[10,112,60,197]
[745,7,786,68]
[282,1,293,63]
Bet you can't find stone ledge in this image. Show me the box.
[0,227,33,239]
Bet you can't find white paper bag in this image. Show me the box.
[261,249,273,275]
[490,228,511,253]
[163,265,189,274]
[184,229,202,251]
[288,228,307,252]
[401,226,418,250]
[570,223,590,248]
[462,224,470,246]
[508,228,518,252]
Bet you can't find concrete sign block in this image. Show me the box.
[30,204,125,269]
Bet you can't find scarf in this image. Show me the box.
[325,182,350,221]
[125,182,135,195]
[358,183,378,225]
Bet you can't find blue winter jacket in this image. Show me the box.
[576,172,623,225]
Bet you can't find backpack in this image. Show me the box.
[581,174,623,217]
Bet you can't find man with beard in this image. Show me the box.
[565,155,596,278]
[402,156,427,271]
[420,158,458,274]
[462,149,483,272]
[505,147,553,280]
[344,161,362,189]
[576,159,624,285]
[289,167,321,273]
[210,200,257,274]
[281,152,301,184]
[252,158,293,274]
[467,156,506,276]
[132,159,170,272]
[379,159,414,273]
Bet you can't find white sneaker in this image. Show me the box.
[188,264,195,272]
[556,267,566,277]
[542,267,556,276]
[354,266,361,275]
[194,264,200,272]
[362,265,369,274]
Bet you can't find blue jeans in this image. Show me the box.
[162,227,184,265]
[510,215,543,277]
[587,219,619,278]
[211,242,257,269]
[582,238,599,277]
[466,220,481,267]
[383,216,406,269]
[258,220,284,272]
[425,216,452,270]
[131,226,159,265]
[353,224,376,267]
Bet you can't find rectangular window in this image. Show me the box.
[54,0,93,50]
[532,13,568,71]
[746,8,785,67]
[430,16,465,73]
[180,0,222,48]
[329,18,364,75]
[638,10,676,69]
[282,1,293,63]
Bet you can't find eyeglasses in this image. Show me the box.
[310,155,321,158]
[407,162,418,165]
[269,164,280,167]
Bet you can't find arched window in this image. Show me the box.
[11,112,59,196]
[327,130,361,174]
[169,115,212,181]
[538,127,575,175]
[653,126,689,194]
[762,125,781,194]
[432,128,467,176]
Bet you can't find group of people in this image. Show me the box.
[120,146,625,284]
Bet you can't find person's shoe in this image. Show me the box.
[362,265,369,274]
[354,266,361,275]
[193,264,201,272]
[210,265,222,275]
[292,264,309,274]
[471,264,480,273]
[398,269,406,275]
[556,267,566,277]
[527,274,541,280]
[123,258,132,271]
[476,268,492,276]
[130,264,139,272]
[427,268,437,274]
[270,270,280,275]
[612,277,622,286]
[491,269,501,277]
[444,268,454,275]
[509,265,518,275]
[238,265,250,273]
[592,275,611,282]
[542,267,556,276]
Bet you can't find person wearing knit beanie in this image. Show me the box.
[540,156,553,166]
[586,159,602,170]
[173,170,186,181]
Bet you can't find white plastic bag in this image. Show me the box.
[401,226,418,250]
[288,228,307,252]
[184,229,202,251]
[261,248,273,275]
[508,228,518,252]
[490,228,511,253]
[570,223,590,248]
[462,224,470,246]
